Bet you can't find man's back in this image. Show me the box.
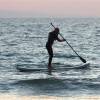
[46,31,58,46]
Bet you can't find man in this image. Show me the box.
[46,28,65,74]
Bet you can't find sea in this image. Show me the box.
[0,17,100,96]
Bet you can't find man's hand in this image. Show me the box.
[63,38,66,41]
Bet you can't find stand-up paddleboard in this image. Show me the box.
[16,63,90,72]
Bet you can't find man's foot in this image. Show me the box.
[48,71,52,75]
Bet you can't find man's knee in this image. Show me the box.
[50,54,53,58]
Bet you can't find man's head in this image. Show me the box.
[54,28,59,33]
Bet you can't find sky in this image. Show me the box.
[0,0,100,18]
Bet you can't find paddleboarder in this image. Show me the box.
[46,27,65,74]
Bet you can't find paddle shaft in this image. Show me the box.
[59,33,80,57]
[50,23,86,63]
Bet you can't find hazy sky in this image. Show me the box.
[0,0,100,17]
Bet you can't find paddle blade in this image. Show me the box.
[79,56,86,63]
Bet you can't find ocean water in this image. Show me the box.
[0,18,100,96]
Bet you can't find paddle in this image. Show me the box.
[50,23,86,63]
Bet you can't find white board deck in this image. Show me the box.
[16,63,90,72]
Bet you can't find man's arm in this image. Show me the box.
[56,37,66,42]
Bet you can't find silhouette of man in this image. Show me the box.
[46,28,65,74]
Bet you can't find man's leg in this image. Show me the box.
[48,55,53,74]
[47,47,53,74]
[48,54,53,66]
[48,58,53,74]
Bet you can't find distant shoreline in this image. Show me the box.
[0,17,100,19]
[0,94,100,100]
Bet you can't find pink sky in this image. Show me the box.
[0,0,100,17]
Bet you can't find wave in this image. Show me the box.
[28,36,47,39]
[54,54,77,59]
